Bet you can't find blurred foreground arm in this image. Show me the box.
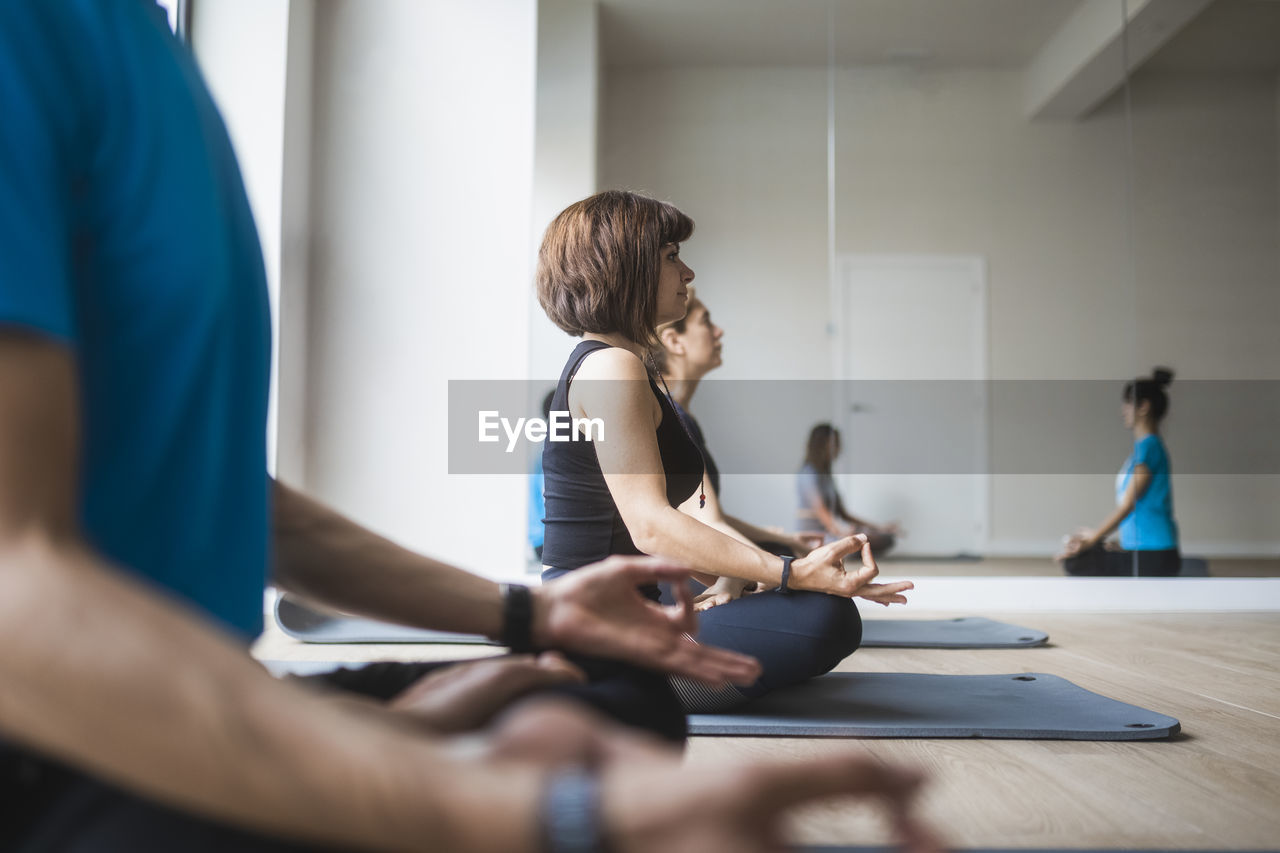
[274,483,760,686]
[0,334,542,852]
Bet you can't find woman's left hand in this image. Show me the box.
[1056,530,1096,560]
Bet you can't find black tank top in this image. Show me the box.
[541,340,703,570]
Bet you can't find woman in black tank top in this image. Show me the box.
[535,191,915,723]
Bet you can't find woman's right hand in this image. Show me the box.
[790,534,914,605]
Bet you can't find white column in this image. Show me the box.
[304,0,538,578]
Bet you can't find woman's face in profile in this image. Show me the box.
[655,243,695,327]
[675,302,723,372]
[1121,400,1136,430]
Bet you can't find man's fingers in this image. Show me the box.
[664,578,699,635]
[860,536,880,574]
[824,533,870,562]
[668,641,761,687]
[864,581,913,595]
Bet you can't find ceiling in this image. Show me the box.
[600,0,1280,73]
[1145,0,1280,72]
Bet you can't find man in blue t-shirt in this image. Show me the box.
[0,2,931,850]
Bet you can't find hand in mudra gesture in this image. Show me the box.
[791,533,913,605]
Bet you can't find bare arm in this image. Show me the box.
[273,481,508,638]
[273,481,760,687]
[677,478,757,555]
[574,351,783,585]
[677,480,755,604]
[1085,465,1152,548]
[572,350,912,603]
[0,333,540,852]
[722,513,809,554]
[805,491,847,537]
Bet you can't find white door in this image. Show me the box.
[836,255,988,557]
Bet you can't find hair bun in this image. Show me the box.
[1151,367,1174,386]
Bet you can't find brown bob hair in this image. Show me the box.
[537,190,694,347]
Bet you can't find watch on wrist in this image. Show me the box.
[500,582,536,653]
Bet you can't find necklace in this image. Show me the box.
[647,353,707,509]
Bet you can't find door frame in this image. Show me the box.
[831,253,991,557]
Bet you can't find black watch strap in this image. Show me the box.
[541,769,604,853]
[500,582,536,652]
[779,555,794,594]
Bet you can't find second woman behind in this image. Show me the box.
[537,190,913,728]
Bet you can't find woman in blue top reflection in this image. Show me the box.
[1057,368,1181,576]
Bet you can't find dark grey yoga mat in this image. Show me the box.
[860,617,1047,648]
[274,595,498,645]
[277,596,1046,650]
[687,672,1180,740]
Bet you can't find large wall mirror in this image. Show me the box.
[189,0,1275,587]
[590,0,1279,579]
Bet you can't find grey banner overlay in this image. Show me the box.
[448,380,1279,475]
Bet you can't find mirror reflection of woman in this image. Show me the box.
[797,424,900,555]
[537,191,913,724]
[1057,369,1181,577]
[652,285,827,610]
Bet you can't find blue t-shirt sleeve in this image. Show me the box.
[0,7,78,341]
[1131,435,1166,474]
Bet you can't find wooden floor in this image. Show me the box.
[254,610,1280,850]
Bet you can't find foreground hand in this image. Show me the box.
[603,750,942,853]
[388,653,584,734]
[693,577,750,612]
[534,556,762,687]
[790,534,913,606]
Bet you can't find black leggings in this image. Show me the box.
[545,567,863,719]
[1063,545,1182,577]
[0,658,681,852]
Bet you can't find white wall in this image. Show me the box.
[602,63,1280,556]
[302,0,537,578]
[192,0,292,472]
[276,0,316,485]
[530,0,600,383]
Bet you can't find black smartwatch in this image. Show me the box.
[500,582,536,653]
[779,555,794,594]
[541,769,604,853]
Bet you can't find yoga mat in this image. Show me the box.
[1180,557,1210,577]
[860,617,1046,648]
[688,672,1180,740]
[274,595,497,645]
[278,596,1046,650]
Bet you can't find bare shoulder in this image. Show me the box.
[571,345,649,382]
[568,345,657,423]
